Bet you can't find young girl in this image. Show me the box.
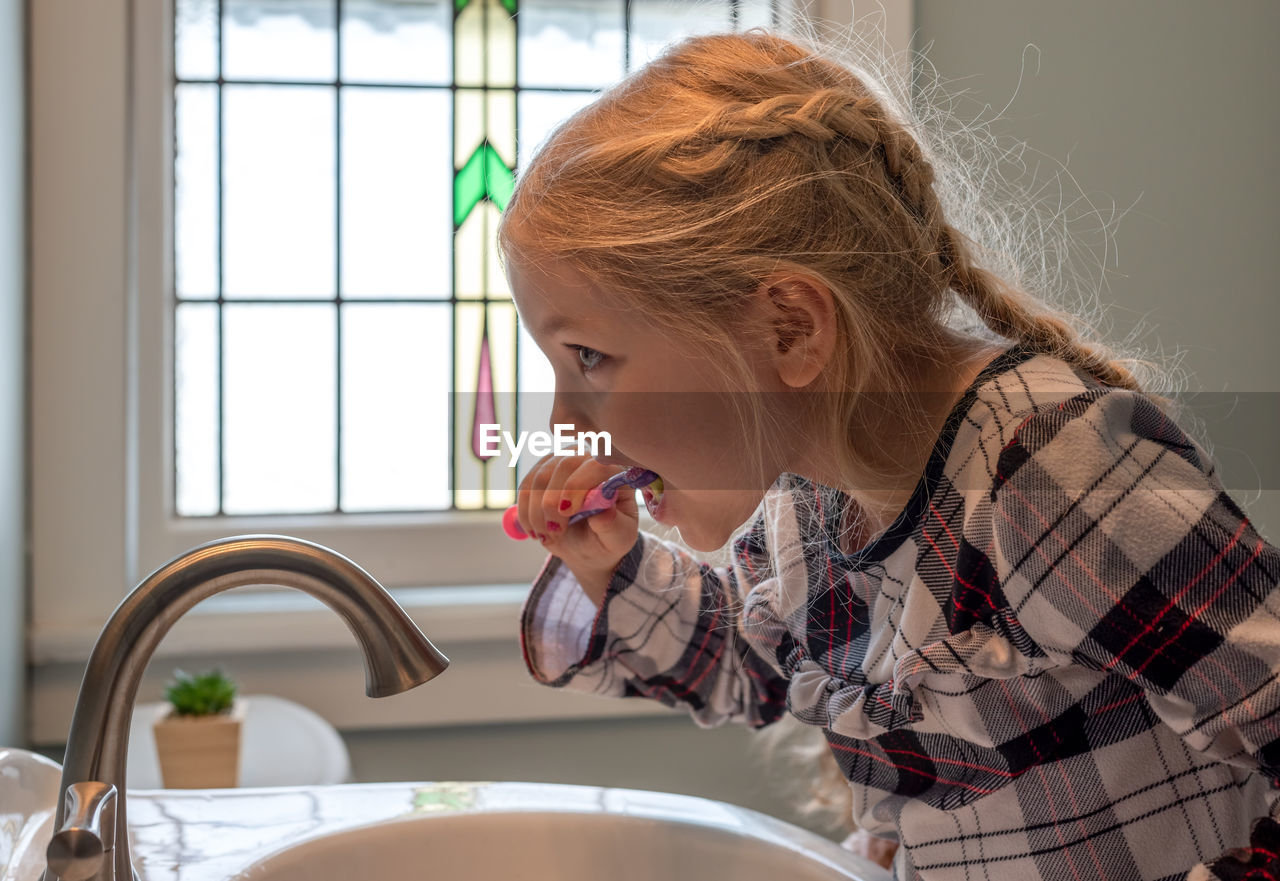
[499,29,1280,881]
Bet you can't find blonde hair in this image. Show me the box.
[499,29,1176,502]
[499,26,1181,836]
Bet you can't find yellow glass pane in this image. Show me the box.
[487,202,511,302]
[454,88,484,166]
[485,0,516,89]
[454,202,505,300]
[455,0,484,87]
[454,302,485,509]
[487,89,516,169]
[454,204,485,299]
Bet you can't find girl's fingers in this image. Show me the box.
[515,456,641,569]
[516,456,556,541]
[537,455,590,534]
[556,459,618,520]
[585,479,638,552]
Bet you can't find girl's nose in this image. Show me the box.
[550,391,592,434]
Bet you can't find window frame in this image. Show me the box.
[28,0,907,743]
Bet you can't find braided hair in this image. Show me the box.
[499,29,1168,490]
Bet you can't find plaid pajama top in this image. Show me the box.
[520,343,1280,880]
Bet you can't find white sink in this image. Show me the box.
[0,748,62,881]
[230,783,888,881]
[1,770,890,881]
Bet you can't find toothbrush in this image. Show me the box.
[502,467,662,541]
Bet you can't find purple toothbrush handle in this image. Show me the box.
[567,467,659,524]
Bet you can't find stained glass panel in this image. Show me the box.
[484,304,518,508]
[630,0,731,67]
[222,85,335,299]
[223,0,336,82]
[454,301,487,510]
[342,303,452,511]
[175,84,218,300]
[172,0,781,517]
[222,303,337,514]
[341,0,453,85]
[517,90,595,168]
[518,1,624,88]
[175,302,220,515]
[342,88,452,299]
[175,0,218,80]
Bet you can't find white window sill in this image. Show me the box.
[28,584,670,745]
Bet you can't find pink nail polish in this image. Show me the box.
[547,521,561,531]
[559,499,571,511]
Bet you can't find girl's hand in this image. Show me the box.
[516,454,640,607]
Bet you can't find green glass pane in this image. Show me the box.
[484,146,514,212]
[454,142,514,227]
[456,0,516,14]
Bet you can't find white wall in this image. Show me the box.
[914,0,1280,541]
[0,0,27,745]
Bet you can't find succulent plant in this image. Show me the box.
[164,668,238,717]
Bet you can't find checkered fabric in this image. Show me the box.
[520,344,1280,880]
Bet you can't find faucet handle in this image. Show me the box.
[46,781,117,881]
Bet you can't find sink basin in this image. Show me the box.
[231,783,889,881]
[0,748,62,881]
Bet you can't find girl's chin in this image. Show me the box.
[656,488,767,552]
[679,523,741,552]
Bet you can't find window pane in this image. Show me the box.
[175,0,218,80]
[341,88,451,299]
[629,0,732,69]
[482,303,517,508]
[223,85,335,299]
[223,304,337,514]
[453,202,502,301]
[224,0,336,82]
[454,301,519,509]
[486,0,516,88]
[517,0,624,89]
[175,84,219,300]
[455,0,516,89]
[341,0,452,85]
[516,321,555,492]
[341,304,451,511]
[517,90,596,170]
[175,303,220,515]
[736,0,778,29]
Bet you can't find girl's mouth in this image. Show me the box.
[641,476,666,520]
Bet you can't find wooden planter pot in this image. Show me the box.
[152,699,245,789]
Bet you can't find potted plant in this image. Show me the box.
[151,668,245,789]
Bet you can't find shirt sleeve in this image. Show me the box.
[990,387,1280,879]
[518,526,791,729]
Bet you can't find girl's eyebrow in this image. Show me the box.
[537,314,580,337]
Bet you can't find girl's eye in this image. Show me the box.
[571,345,605,372]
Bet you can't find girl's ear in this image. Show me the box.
[761,274,838,388]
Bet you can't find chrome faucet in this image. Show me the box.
[42,535,450,881]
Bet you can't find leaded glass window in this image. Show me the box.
[172,0,783,517]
